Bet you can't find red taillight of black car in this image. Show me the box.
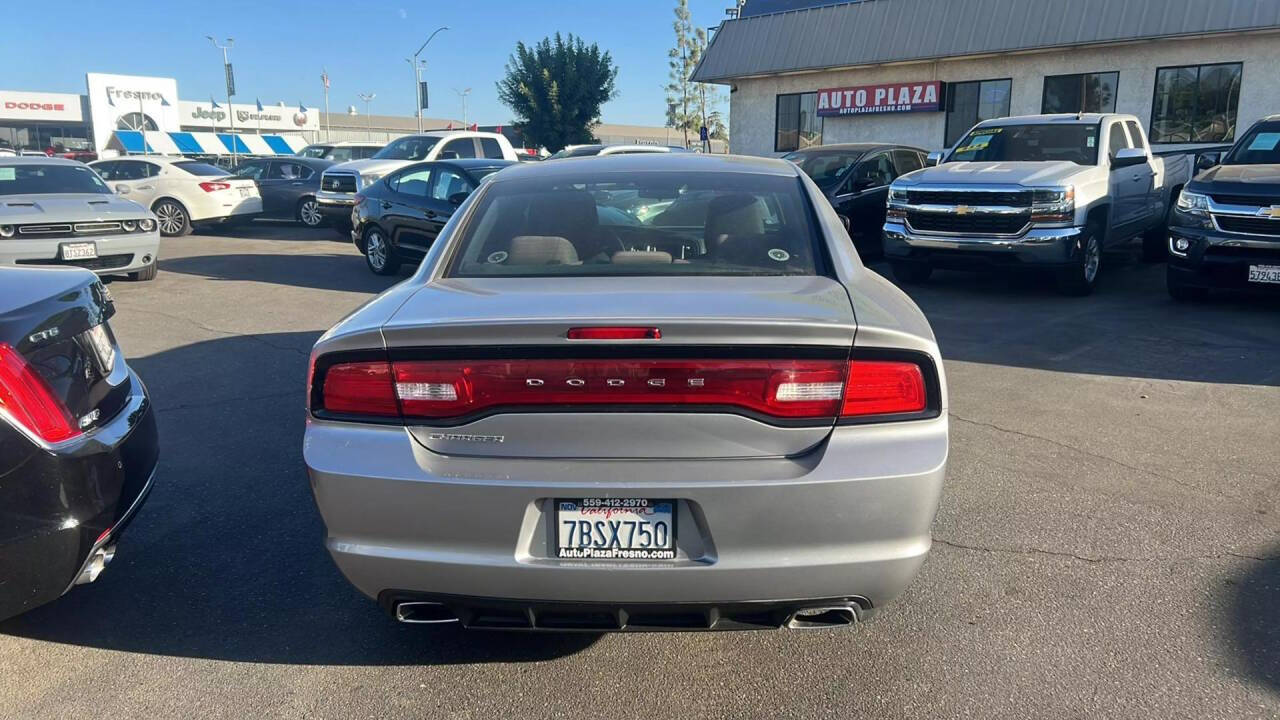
[0,342,81,443]
[312,356,930,424]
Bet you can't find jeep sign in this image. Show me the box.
[815,81,943,117]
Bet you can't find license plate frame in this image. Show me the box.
[555,498,677,560]
[60,242,98,261]
[1247,264,1280,284]
[239,187,251,198]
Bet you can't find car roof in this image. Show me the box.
[0,156,86,166]
[489,153,799,182]
[976,113,1116,127]
[314,141,384,147]
[89,155,194,166]
[416,130,506,140]
[784,143,921,154]
[440,158,516,169]
[284,156,333,169]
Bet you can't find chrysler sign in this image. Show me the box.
[816,81,942,117]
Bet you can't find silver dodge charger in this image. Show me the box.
[305,154,948,631]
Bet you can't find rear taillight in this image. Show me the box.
[313,354,935,424]
[199,181,231,192]
[566,327,661,340]
[0,342,80,443]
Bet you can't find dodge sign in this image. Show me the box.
[816,81,943,117]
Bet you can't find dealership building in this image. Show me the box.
[694,0,1280,156]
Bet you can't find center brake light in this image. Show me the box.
[199,181,232,192]
[0,343,81,443]
[315,357,929,423]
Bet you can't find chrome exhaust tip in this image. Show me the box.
[394,601,459,624]
[786,605,857,630]
[73,545,116,586]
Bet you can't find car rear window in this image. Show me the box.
[172,161,228,177]
[446,171,823,277]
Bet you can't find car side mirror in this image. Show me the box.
[114,184,130,194]
[1195,152,1221,172]
[837,214,851,232]
[1111,147,1147,169]
[925,151,943,167]
[448,191,469,206]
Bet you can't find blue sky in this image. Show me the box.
[0,0,732,127]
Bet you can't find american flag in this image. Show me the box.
[321,69,330,90]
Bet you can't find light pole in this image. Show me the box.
[357,92,376,140]
[411,26,449,132]
[206,35,235,162]
[453,87,471,129]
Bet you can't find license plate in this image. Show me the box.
[239,187,250,198]
[1247,264,1280,284]
[61,242,97,260]
[556,498,676,560]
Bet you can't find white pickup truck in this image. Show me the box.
[883,113,1198,295]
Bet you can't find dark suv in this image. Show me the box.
[1166,115,1280,300]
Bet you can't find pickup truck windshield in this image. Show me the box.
[1223,122,1280,165]
[949,124,1100,165]
[372,136,440,161]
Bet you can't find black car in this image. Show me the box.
[231,156,334,227]
[1167,115,1280,300]
[0,266,158,621]
[783,143,928,256]
[352,159,514,274]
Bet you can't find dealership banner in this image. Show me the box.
[0,91,84,123]
[816,81,942,116]
[179,100,317,133]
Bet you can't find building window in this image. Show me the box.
[944,79,1011,147]
[1150,62,1242,144]
[775,92,822,152]
[1042,72,1118,114]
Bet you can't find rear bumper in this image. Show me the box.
[0,369,159,621]
[883,221,1083,269]
[305,415,947,617]
[188,195,261,222]
[1167,225,1280,292]
[0,230,160,275]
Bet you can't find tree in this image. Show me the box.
[496,33,619,152]
[665,0,727,147]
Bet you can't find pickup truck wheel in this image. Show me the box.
[1057,227,1102,296]
[890,260,932,285]
[363,227,400,276]
[1166,270,1208,302]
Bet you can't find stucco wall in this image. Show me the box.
[727,32,1279,156]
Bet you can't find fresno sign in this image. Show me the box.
[816,81,942,117]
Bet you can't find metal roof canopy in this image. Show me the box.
[693,0,1280,83]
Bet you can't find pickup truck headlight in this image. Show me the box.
[1175,189,1210,215]
[886,186,909,221]
[1030,186,1074,225]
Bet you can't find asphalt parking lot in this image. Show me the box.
[1,223,1277,719]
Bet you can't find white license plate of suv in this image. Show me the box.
[556,498,675,560]
[61,242,98,260]
[1247,264,1280,284]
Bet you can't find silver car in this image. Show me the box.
[0,157,160,280]
[305,154,948,631]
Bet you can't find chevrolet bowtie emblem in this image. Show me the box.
[955,205,972,215]
[1258,205,1280,219]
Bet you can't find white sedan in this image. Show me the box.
[89,156,261,236]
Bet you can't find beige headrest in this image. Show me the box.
[507,235,580,265]
[611,250,673,264]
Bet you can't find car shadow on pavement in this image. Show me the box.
[0,332,599,665]
[160,253,411,294]
[1231,548,1280,693]
[867,257,1280,387]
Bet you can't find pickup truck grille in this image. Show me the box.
[1214,216,1280,237]
[322,174,357,193]
[907,212,1029,236]
[1210,193,1277,207]
[906,190,1031,207]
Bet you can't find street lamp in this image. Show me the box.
[453,87,472,129]
[411,26,448,132]
[357,92,376,140]
[205,35,236,161]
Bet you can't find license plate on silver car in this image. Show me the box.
[60,242,97,260]
[556,498,676,560]
[1247,264,1280,284]
[239,187,250,198]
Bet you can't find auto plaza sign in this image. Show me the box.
[816,81,942,116]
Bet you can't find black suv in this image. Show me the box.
[1166,115,1280,300]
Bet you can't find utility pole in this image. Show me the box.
[453,87,471,128]
[322,69,331,141]
[411,26,449,132]
[357,93,376,140]
[206,35,236,162]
